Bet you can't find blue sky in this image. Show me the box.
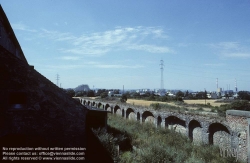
[1,0,250,91]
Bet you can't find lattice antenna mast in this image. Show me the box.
[160,59,164,91]
[56,74,60,87]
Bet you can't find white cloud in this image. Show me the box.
[129,44,173,53]
[223,52,250,58]
[209,42,240,50]
[210,41,250,59]
[12,23,37,32]
[15,24,173,57]
[39,29,76,41]
[42,26,172,56]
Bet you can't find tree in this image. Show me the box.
[175,91,184,101]
[176,91,184,97]
[120,94,127,103]
[238,91,250,101]
[65,89,75,97]
[100,92,108,98]
[230,100,250,111]
[87,90,95,97]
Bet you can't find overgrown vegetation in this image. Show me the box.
[217,100,250,117]
[93,114,239,163]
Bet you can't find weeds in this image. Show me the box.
[93,114,240,163]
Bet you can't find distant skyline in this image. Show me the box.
[1,1,250,92]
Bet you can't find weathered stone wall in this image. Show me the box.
[83,99,250,162]
[226,110,250,162]
[192,127,202,144]
[0,48,87,147]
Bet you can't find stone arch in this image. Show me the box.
[142,111,154,124]
[83,100,86,105]
[92,102,96,107]
[208,123,230,145]
[165,116,186,134]
[157,116,162,127]
[87,101,91,106]
[137,112,140,121]
[97,102,102,109]
[188,119,202,141]
[114,105,121,115]
[126,108,136,120]
[105,104,112,112]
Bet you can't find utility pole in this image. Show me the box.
[159,59,164,94]
[56,74,60,87]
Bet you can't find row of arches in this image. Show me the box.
[81,99,231,145]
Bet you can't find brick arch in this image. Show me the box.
[142,111,154,123]
[208,123,231,144]
[188,119,202,141]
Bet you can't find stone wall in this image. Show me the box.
[83,99,250,162]
[0,48,87,147]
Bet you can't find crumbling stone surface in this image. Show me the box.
[0,47,87,147]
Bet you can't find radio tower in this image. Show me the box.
[160,59,164,93]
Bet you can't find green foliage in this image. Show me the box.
[230,100,250,110]
[150,103,161,110]
[100,92,108,98]
[103,114,239,163]
[120,94,127,103]
[218,100,250,117]
[238,91,250,100]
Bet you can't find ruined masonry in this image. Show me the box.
[81,98,250,162]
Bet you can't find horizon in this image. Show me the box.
[1,1,250,92]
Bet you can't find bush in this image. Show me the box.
[230,100,250,111]
[217,100,250,117]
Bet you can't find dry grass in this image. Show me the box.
[184,99,222,106]
[127,99,168,106]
